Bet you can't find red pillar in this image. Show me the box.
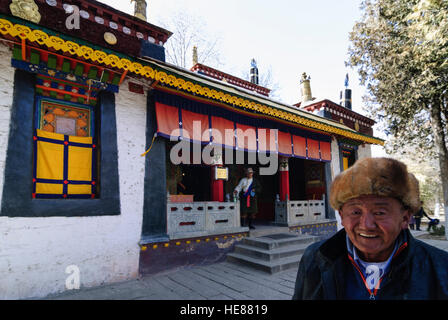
[279,157,290,201]
[211,176,224,202]
[211,166,224,202]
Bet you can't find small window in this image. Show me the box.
[33,96,97,199]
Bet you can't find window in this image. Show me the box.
[33,96,98,199]
[1,70,120,217]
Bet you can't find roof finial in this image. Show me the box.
[344,73,349,88]
[250,59,259,85]
[193,46,198,65]
[300,72,312,104]
[131,0,147,22]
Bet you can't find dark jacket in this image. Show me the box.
[292,228,448,300]
[414,207,431,220]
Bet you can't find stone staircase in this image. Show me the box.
[227,233,318,274]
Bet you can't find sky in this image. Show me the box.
[98,0,386,156]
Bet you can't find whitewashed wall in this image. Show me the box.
[0,42,147,299]
[330,138,341,180]
[357,143,372,160]
[330,138,343,230]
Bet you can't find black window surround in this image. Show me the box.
[0,70,121,217]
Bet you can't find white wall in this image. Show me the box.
[0,41,147,299]
[330,138,341,180]
[330,138,343,230]
[357,143,372,160]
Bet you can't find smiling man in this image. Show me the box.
[293,157,448,300]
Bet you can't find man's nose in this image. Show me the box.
[360,212,376,229]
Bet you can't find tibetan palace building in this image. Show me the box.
[0,0,383,299]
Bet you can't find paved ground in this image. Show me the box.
[42,230,447,300]
[44,261,297,300]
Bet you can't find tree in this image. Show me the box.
[157,11,223,70]
[347,0,448,217]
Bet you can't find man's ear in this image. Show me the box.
[338,208,345,227]
[401,209,411,229]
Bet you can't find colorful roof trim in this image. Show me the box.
[0,17,384,146]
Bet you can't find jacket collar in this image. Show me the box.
[317,228,415,267]
[316,228,415,299]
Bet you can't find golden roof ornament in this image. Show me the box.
[10,0,41,24]
[300,72,312,104]
[131,0,147,22]
[104,32,117,45]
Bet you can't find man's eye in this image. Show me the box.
[351,211,361,215]
[374,211,386,216]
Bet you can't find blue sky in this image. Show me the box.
[98,0,386,155]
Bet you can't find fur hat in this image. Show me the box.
[330,157,420,214]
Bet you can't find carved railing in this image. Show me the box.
[167,201,243,239]
[275,199,327,226]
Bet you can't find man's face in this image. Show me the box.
[339,195,411,262]
[246,171,253,178]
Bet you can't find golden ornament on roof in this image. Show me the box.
[104,32,117,45]
[10,0,41,24]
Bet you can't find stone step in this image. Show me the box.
[249,226,290,237]
[233,242,310,261]
[227,252,303,274]
[242,233,316,250]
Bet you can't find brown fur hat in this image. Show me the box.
[330,157,420,214]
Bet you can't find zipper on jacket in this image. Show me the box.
[348,254,382,300]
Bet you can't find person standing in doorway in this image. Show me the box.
[234,168,258,229]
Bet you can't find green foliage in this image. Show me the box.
[347,0,448,155]
[348,0,448,208]
[430,224,445,236]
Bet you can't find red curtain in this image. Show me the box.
[320,141,332,161]
[278,131,292,156]
[210,116,235,147]
[181,109,210,142]
[236,123,257,152]
[155,102,180,138]
[293,135,307,158]
[257,128,277,153]
[307,138,320,160]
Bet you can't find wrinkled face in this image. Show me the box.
[339,195,411,262]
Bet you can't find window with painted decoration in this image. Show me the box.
[32,92,99,199]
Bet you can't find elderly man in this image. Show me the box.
[234,168,258,229]
[293,157,448,300]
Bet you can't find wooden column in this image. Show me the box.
[279,156,290,201]
[210,150,224,202]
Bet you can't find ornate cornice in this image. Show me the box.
[0,17,384,146]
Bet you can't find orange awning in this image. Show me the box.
[210,116,235,147]
[181,109,210,142]
[293,135,307,158]
[236,123,257,152]
[257,128,277,153]
[155,102,180,139]
[307,138,320,160]
[155,103,332,162]
[278,131,292,156]
[320,141,332,161]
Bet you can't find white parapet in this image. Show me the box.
[167,201,246,239]
[288,201,311,225]
[275,199,327,227]
[308,200,326,222]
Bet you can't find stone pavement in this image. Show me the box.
[41,230,447,300]
[44,261,297,300]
